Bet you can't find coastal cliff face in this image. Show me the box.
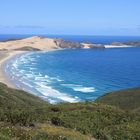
[0,36,105,51]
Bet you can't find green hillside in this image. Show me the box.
[0,83,47,108]
[96,88,140,112]
[0,83,140,140]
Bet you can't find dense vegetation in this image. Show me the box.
[0,83,140,140]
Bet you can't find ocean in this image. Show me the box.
[0,34,140,44]
[4,47,140,104]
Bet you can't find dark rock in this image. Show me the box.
[54,39,83,49]
[111,41,140,46]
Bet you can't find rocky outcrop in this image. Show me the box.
[111,41,140,46]
[54,39,83,49]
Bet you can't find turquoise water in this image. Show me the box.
[5,47,140,103]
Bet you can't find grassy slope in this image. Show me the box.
[0,83,47,108]
[0,83,92,140]
[96,88,140,112]
[0,83,140,140]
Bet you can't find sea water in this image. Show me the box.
[0,34,140,44]
[5,47,140,104]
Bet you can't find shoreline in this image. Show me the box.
[0,47,140,104]
[0,50,28,88]
[0,49,80,104]
[0,46,138,91]
[0,49,58,90]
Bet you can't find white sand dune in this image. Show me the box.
[0,36,59,51]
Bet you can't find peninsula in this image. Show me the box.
[0,36,137,51]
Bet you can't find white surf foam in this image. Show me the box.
[35,82,80,103]
[105,45,132,48]
[29,68,37,70]
[61,84,81,87]
[61,84,96,93]
[25,73,35,78]
[73,87,96,92]
[50,77,63,82]
[7,52,81,104]
[22,81,34,88]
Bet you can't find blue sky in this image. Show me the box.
[0,0,140,35]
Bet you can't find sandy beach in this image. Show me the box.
[0,51,27,88]
[0,36,59,89]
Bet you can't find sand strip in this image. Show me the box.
[0,51,27,88]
